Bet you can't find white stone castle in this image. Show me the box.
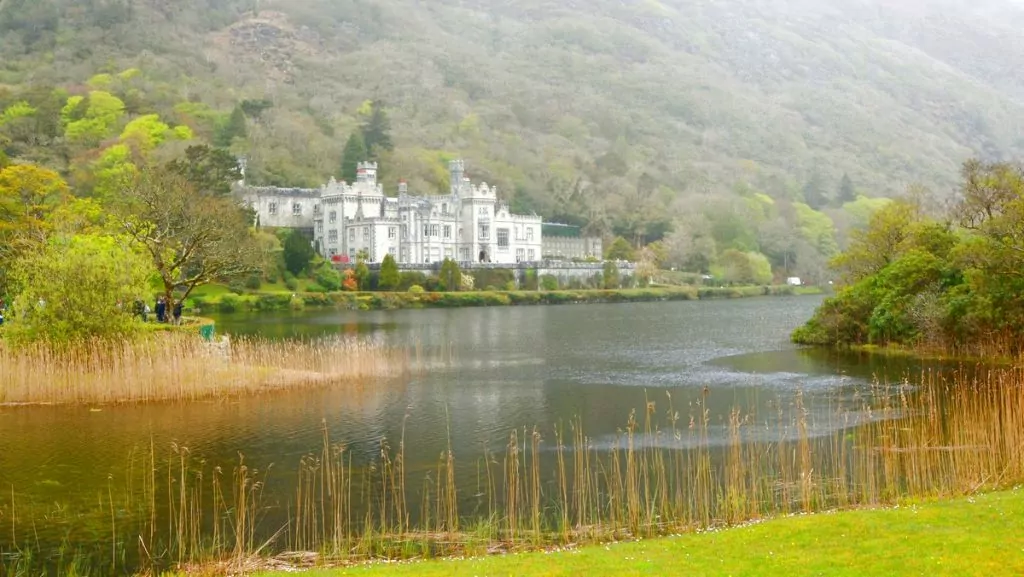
[243,160,545,265]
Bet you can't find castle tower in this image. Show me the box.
[356,161,378,186]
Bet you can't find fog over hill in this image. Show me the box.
[1,0,1022,274]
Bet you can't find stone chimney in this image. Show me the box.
[398,179,408,195]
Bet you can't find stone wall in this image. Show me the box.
[361,261,635,288]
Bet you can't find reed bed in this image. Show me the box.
[0,335,413,405]
[3,366,1024,575]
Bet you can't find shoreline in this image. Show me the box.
[190,285,823,315]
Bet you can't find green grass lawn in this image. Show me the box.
[255,489,1024,577]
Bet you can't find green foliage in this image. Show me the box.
[796,159,1024,348]
[354,260,370,290]
[606,237,635,261]
[437,258,462,292]
[472,268,514,291]
[540,274,559,291]
[216,105,247,147]
[361,100,393,159]
[602,261,620,289]
[837,174,856,205]
[340,131,367,182]
[408,284,425,294]
[63,91,125,147]
[314,263,342,292]
[794,203,839,258]
[714,249,773,285]
[378,254,400,290]
[282,231,315,276]
[5,234,149,347]
[165,145,242,197]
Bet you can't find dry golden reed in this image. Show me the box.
[126,365,1024,573]
[0,334,412,405]
[5,363,1024,575]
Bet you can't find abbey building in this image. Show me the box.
[242,160,546,265]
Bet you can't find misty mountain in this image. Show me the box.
[1,0,1022,224]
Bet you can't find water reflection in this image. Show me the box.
[1,295,943,564]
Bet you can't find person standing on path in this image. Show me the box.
[155,297,167,323]
[173,300,183,325]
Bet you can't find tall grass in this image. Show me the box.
[3,367,1024,575]
[0,335,412,405]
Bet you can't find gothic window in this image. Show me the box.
[389,227,397,239]
[430,224,439,237]
[329,211,337,224]
[458,227,463,239]
[444,225,452,239]
[516,248,525,262]
[292,203,302,216]
[328,230,338,243]
[402,225,408,240]
[527,227,534,241]
[460,248,470,261]
[497,228,510,249]
[316,222,324,233]
[478,206,488,216]
[314,204,321,214]
[423,224,430,238]
[268,202,278,215]
[479,224,490,241]
[528,249,536,261]
[363,227,369,240]
[442,203,448,214]
[349,229,355,242]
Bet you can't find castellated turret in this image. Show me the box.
[356,161,378,186]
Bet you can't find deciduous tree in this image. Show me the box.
[117,167,260,311]
[5,234,150,347]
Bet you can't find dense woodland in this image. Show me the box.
[1,0,1023,286]
[794,160,1024,351]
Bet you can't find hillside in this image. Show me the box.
[1,0,1022,278]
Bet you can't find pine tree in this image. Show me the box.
[360,100,393,159]
[216,105,247,148]
[340,131,367,182]
[282,230,315,276]
[438,258,462,292]
[802,171,828,210]
[378,253,400,291]
[838,173,856,205]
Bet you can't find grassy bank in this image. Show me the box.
[253,488,1024,577]
[0,334,411,405]
[188,285,801,314]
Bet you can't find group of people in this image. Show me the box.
[133,296,184,324]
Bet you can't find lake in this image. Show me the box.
[0,296,941,571]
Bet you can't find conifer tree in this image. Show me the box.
[340,131,367,182]
[216,105,247,147]
[360,100,393,159]
[378,253,400,291]
[838,173,856,205]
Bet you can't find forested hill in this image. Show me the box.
[1,0,1023,278]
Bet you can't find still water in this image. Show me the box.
[0,296,938,565]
